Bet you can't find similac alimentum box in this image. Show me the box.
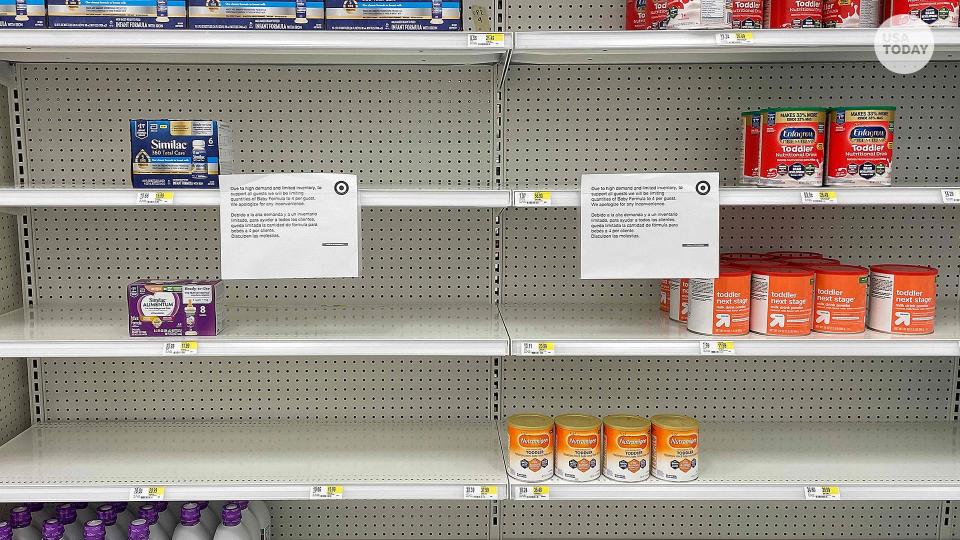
[324,0,461,30]
[47,0,186,28]
[188,0,324,29]
[0,0,45,28]
[128,279,224,337]
[131,120,233,189]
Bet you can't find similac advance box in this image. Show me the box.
[47,0,186,28]
[324,0,461,30]
[0,0,45,27]
[128,279,224,337]
[188,0,324,29]
[131,120,233,189]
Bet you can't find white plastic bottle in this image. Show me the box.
[72,507,97,528]
[54,506,82,540]
[150,504,175,539]
[127,519,150,540]
[134,507,167,540]
[108,506,131,537]
[170,504,210,540]
[225,504,256,540]
[211,505,248,540]
[94,505,122,540]
[10,507,40,540]
[243,504,268,540]
[190,505,214,537]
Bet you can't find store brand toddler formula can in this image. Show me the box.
[687,265,751,336]
[669,278,689,323]
[740,111,763,185]
[758,108,827,186]
[663,0,732,28]
[660,279,671,312]
[602,414,651,482]
[650,414,699,482]
[721,252,776,262]
[765,0,823,26]
[732,0,764,26]
[767,250,824,259]
[885,0,958,25]
[627,0,650,28]
[506,413,554,482]
[823,0,880,26]
[809,264,868,333]
[750,266,814,335]
[555,414,602,482]
[649,0,671,27]
[868,264,938,334]
[825,106,895,186]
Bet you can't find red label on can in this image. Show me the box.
[825,108,894,186]
[649,0,671,27]
[886,0,959,26]
[824,0,879,26]
[732,0,763,26]
[758,109,827,186]
[627,0,650,29]
[764,0,823,27]
[741,112,762,182]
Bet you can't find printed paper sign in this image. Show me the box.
[220,174,360,279]
[580,173,719,279]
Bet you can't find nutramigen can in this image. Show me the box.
[825,106,895,187]
[506,413,554,482]
[758,107,827,187]
[554,413,602,482]
[602,414,651,482]
[650,414,699,482]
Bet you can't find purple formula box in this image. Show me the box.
[128,279,224,337]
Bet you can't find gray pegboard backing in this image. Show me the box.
[20,64,494,189]
[269,502,489,539]
[500,206,959,302]
[1,82,14,188]
[503,63,959,189]
[39,357,490,421]
[501,502,941,539]
[501,356,954,421]
[30,207,491,304]
[0,359,28,446]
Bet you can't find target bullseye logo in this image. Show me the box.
[695,180,711,195]
[334,181,350,195]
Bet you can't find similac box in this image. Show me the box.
[128,279,224,337]
[0,0,45,27]
[47,0,186,28]
[188,0,324,29]
[131,120,233,189]
[324,0,462,30]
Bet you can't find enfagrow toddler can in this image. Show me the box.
[749,266,814,336]
[506,414,554,483]
[554,414,602,482]
[825,106,895,187]
[627,0,650,28]
[669,278,689,323]
[732,0,763,26]
[740,110,763,185]
[823,0,880,26]
[885,0,959,26]
[758,108,827,187]
[809,264,869,333]
[648,0,670,27]
[602,415,651,482]
[662,0,731,28]
[650,414,699,482]
[687,265,751,336]
[764,0,823,27]
[867,264,938,335]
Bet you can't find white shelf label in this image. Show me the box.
[464,485,498,500]
[467,33,505,48]
[310,485,344,500]
[521,342,555,356]
[801,191,838,204]
[804,486,840,500]
[514,191,552,206]
[163,341,198,356]
[700,340,735,355]
[942,189,960,203]
[716,31,754,45]
[129,486,165,501]
[516,485,550,500]
[137,191,174,205]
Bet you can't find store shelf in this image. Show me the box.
[0,188,512,209]
[515,186,960,207]
[0,303,508,357]
[511,29,960,64]
[0,30,511,65]
[0,421,508,501]
[506,421,960,500]
[501,303,960,356]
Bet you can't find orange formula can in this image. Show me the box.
[602,415,651,482]
[721,252,776,262]
[767,250,824,259]
[650,414,699,482]
[809,264,868,334]
[554,414,602,482]
[750,266,814,336]
[506,413,555,482]
[686,265,751,336]
[660,279,671,312]
[669,278,689,323]
[868,264,938,335]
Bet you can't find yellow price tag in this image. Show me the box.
[137,191,174,205]
[523,342,555,356]
[310,485,344,499]
[801,191,838,204]
[164,341,198,356]
[464,485,498,499]
[129,486,165,501]
[700,341,735,355]
[515,191,552,207]
[716,32,754,44]
[468,33,506,48]
[804,485,840,499]
[517,485,550,499]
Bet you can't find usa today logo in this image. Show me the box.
[874,14,935,75]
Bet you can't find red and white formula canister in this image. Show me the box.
[749,266,814,336]
[669,279,689,323]
[686,265,751,336]
[758,108,827,187]
[823,0,880,26]
[662,0,732,28]
[885,0,959,26]
[740,110,763,185]
[649,0,671,27]
[660,279,671,312]
[732,0,764,26]
[627,0,650,28]
[867,264,938,335]
[825,106,895,187]
[765,0,823,27]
